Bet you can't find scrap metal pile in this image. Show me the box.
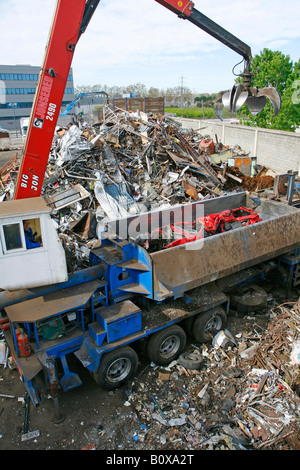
[1,106,274,269]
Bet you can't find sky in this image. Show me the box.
[1,0,300,94]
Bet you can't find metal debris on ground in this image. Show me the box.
[102,300,300,451]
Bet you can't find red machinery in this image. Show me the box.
[14,0,281,200]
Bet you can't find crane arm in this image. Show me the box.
[155,1,252,62]
[14,0,100,200]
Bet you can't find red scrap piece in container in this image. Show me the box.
[165,207,262,249]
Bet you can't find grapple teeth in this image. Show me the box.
[214,84,249,120]
[214,90,228,121]
[244,95,267,116]
[257,87,281,117]
[227,83,249,112]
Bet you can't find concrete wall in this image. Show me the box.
[175,118,300,175]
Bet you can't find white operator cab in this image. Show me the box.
[0,197,68,290]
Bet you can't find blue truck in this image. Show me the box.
[0,191,299,412]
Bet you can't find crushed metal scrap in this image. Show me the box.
[0,106,276,271]
[103,300,300,451]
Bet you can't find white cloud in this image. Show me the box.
[0,0,299,92]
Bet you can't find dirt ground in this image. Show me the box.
[0,280,299,453]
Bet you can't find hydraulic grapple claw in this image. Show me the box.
[214,85,281,120]
[256,87,281,117]
[214,85,248,120]
[214,63,281,120]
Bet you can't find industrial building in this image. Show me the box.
[0,64,75,134]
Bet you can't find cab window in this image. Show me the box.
[2,223,23,251]
[1,217,43,254]
[22,218,43,250]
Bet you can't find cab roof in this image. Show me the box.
[0,197,50,219]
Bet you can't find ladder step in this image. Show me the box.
[88,322,107,346]
[60,372,82,392]
[117,258,150,272]
[74,340,95,368]
[95,300,142,343]
[117,283,151,295]
[92,293,106,302]
[59,355,82,392]
[92,245,123,265]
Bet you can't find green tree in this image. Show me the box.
[148,87,160,97]
[195,94,210,103]
[125,82,147,97]
[238,49,300,131]
[270,58,300,132]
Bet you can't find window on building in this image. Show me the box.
[0,102,32,109]
[0,72,40,81]
[4,88,36,95]
[2,86,72,97]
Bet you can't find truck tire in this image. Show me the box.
[146,325,186,366]
[178,351,204,370]
[192,307,227,343]
[230,284,268,314]
[96,346,138,390]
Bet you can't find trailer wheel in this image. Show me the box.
[178,351,204,370]
[146,325,186,366]
[192,307,227,343]
[96,346,138,390]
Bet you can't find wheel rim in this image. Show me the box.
[160,335,181,359]
[106,357,131,383]
[205,314,223,333]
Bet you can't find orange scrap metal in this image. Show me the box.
[0,154,19,183]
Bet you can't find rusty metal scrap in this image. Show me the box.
[0,106,288,273]
[237,301,300,449]
[0,106,252,269]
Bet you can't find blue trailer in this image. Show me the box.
[1,192,300,410]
